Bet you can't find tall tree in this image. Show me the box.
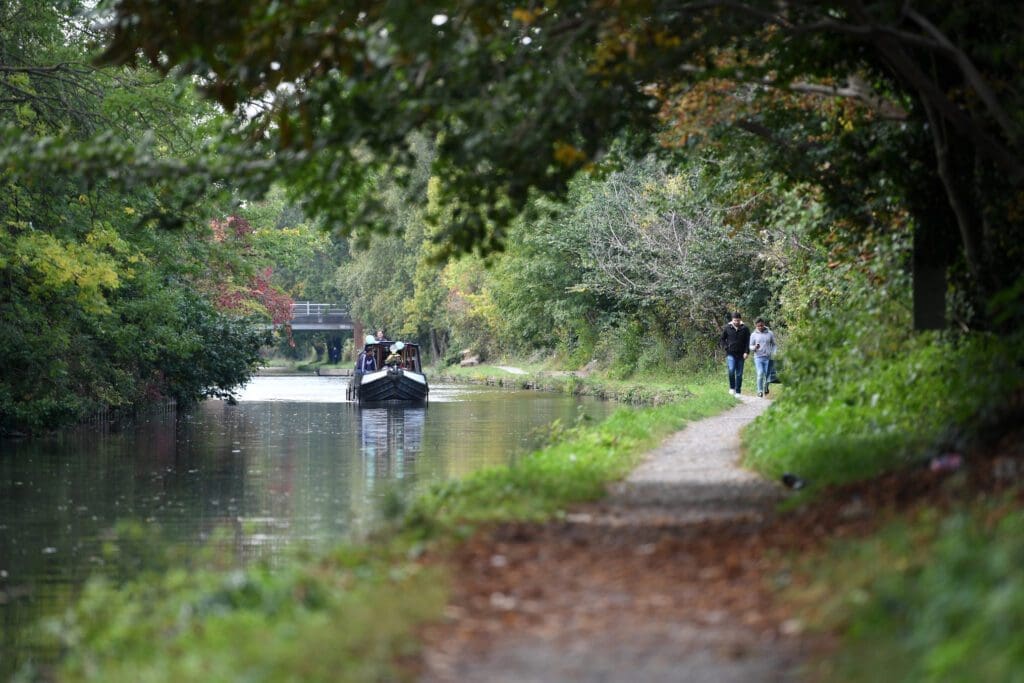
[554,156,772,335]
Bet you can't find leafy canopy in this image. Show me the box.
[93,1,1024,324]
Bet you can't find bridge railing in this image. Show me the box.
[290,302,348,318]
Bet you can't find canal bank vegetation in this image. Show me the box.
[0,4,348,435]
[786,495,1024,682]
[0,3,263,434]
[741,230,1024,491]
[737,246,1024,677]
[436,362,725,407]
[30,538,447,683]
[403,381,734,533]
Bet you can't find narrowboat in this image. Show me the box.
[347,339,429,404]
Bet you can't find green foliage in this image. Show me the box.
[244,186,349,304]
[486,200,603,362]
[797,501,1024,682]
[149,292,269,404]
[745,226,1023,488]
[98,1,654,259]
[336,230,419,341]
[605,319,646,380]
[201,189,354,363]
[558,156,773,332]
[33,546,445,683]
[334,159,431,344]
[438,362,717,406]
[0,2,270,433]
[472,154,787,369]
[401,149,455,347]
[0,263,267,433]
[440,254,500,360]
[380,148,791,373]
[330,138,456,363]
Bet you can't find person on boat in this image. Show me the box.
[384,349,402,367]
[375,328,389,341]
[355,348,376,372]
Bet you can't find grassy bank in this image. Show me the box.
[259,358,350,374]
[743,332,1019,490]
[435,362,717,405]
[743,331,1024,680]
[404,374,734,533]
[26,374,733,682]
[32,545,447,683]
[787,494,1024,681]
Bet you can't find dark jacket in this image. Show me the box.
[720,322,751,357]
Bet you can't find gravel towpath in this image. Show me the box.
[419,395,808,683]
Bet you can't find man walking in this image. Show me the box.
[749,317,778,398]
[720,312,750,396]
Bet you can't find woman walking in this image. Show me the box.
[749,318,777,398]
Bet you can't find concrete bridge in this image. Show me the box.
[277,302,353,330]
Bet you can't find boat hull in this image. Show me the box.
[349,367,429,404]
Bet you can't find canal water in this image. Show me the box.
[0,375,614,676]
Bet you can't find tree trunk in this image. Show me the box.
[353,321,365,352]
[430,328,448,364]
[912,236,947,330]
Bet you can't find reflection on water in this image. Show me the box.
[0,376,613,676]
[359,407,425,482]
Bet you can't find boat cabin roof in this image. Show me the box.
[360,341,423,373]
[362,340,420,353]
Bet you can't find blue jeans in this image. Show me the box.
[726,355,745,394]
[754,356,770,394]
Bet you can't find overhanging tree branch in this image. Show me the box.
[678,63,908,120]
[675,2,1021,176]
[837,2,1021,179]
[901,5,1021,146]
